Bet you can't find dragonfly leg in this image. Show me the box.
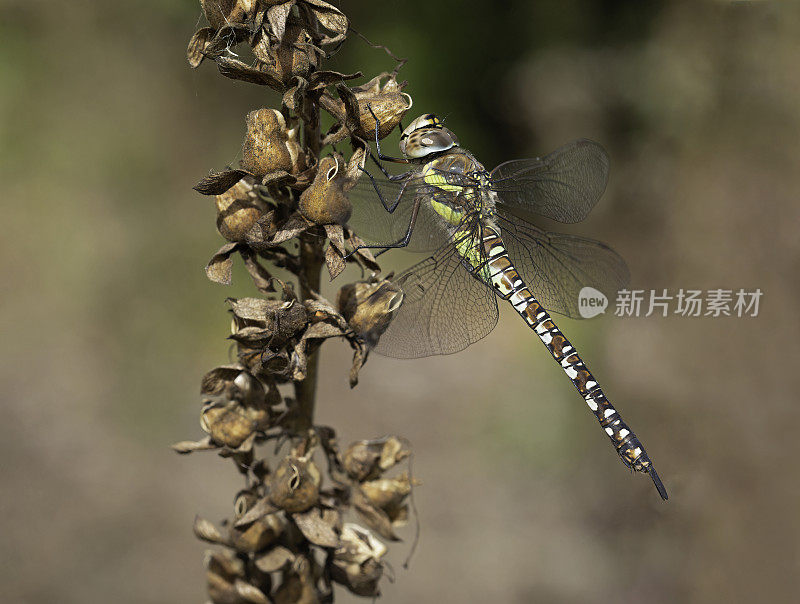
[357,164,411,213]
[368,150,412,182]
[366,103,408,165]
[346,196,422,259]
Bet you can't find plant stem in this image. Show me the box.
[294,100,323,431]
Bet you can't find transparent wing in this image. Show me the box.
[345,168,476,253]
[496,210,629,319]
[490,139,609,224]
[374,239,499,359]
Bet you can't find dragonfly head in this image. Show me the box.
[399,113,459,159]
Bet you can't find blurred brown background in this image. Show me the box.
[2,1,799,602]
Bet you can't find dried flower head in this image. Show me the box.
[268,454,321,513]
[331,524,386,597]
[180,4,420,600]
[322,73,412,144]
[215,178,266,242]
[254,15,319,84]
[298,153,357,225]
[242,109,306,179]
[338,278,403,349]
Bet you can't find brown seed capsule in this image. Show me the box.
[215,179,263,242]
[346,74,413,140]
[331,524,386,597]
[342,441,381,482]
[255,17,318,83]
[241,109,305,178]
[298,154,352,225]
[206,550,247,604]
[230,512,285,553]
[200,400,257,448]
[268,455,321,513]
[359,472,412,512]
[338,280,403,349]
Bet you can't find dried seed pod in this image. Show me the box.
[241,109,305,178]
[215,179,263,242]
[268,455,321,513]
[291,506,341,548]
[206,550,248,604]
[331,524,386,597]
[233,488,260,520]
[338,280,403,349]
[341,74,412,140]
[255,17,319,83]
[230,488,286,552]
[359,472,412,520]
[273,555,319,604]
[200,400,257,448]
[298,154,353,225]
[230,512,285,553]
[342,441,381,482]
[229,297,308,352]
[201,0,255,30]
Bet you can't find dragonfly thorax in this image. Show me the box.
[399,113,459,159]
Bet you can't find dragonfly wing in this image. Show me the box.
[496,210,629,319]
[374,243,499,358]
[490,139,609,224]
[346,173,456,253]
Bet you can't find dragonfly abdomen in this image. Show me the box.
[476,226,668,499]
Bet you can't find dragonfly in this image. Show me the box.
[345,112,667,500]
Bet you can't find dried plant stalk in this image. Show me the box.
[176,1,416,601]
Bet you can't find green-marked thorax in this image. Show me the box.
[420,148,498,280]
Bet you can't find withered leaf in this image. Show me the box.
[324,243,346,280]
[266,1,294,42]
[201,365,247,395]
[292,507,340,548]
[242,252,275,294]
[321,122,347,147]
[235,498,280,527]
[291,339,307,381]
[207,548,245,578]
[319,90,346,123]
[304,297,348,328]
[282,79,306,112]
[272,212,309,244]
[336,82,360,131]
[229,325,271,346]
[195,169,251,195]
[228,297,279,322]
[193,515,227,544]
[260,170,295,186]
[308,69,362,90]
[206,242,240,285]
[171,436,217,454]
[215,56,285,90]
[187,27,215,67]
[352,488,400,541]
[378,436,412,471]
[303,321,343,340]
[233,578,270,604]
[255,545,295,573]
[324,223,346,255]
[347,233,381,272]
[305,0,348,45]
[349,343,365,388]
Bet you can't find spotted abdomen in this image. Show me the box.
[474,224,667,499]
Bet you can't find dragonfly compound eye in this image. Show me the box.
[399,113,459,158]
